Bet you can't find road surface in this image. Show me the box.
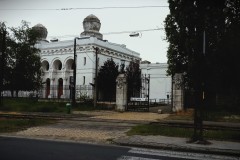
[0,137,237,160]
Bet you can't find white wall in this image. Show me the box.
[140,63,172,101]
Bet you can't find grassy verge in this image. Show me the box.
[165,108,240,123]
[127,124,240,142]
[0,118,55,133]
[1,98,95,113]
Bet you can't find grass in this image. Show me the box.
[0,118,55,133]
[203,110,240,122]
[165,108,240,123]
[127,124,240,141]
[0,98,95,113]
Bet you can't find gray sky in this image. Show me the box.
[0,0,169,63]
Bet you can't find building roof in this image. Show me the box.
[36,36,140,58]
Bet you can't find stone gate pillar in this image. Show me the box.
[172,73,184,112]
[116,74,127,112]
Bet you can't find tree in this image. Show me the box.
[0,22,15,94]
[97,58,119,101]
[165,0,226,104]
[125,60,141,100]
[215,0,240,107]
[1,21,42,96]
[164,0,239,142]
[165,0,240,106]
[0,22,7,105]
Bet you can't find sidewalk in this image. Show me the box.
[113,135,240,157]
[0,110,240,157]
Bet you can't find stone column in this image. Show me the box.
[116,74,127,112]
[49,77,55,98]
[172,73,184,112]
[62,77,68,99]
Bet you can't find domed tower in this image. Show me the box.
[32,24,48,42]
[80,14,103,39]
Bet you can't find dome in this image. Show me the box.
[84,14,100,23]
[32,23,48,40]
[83,14,101,31]
[81,14,103,39]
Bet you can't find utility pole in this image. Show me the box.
[94,47,99,108]
[72,37,79,107]
[191,30,206,143]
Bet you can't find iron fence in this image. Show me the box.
[38,85,93,100]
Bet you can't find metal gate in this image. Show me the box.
[126,74,150,111]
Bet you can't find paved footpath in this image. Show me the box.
[0,110,240,157]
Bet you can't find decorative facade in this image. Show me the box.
[35,14,141,99]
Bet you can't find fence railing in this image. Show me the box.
[149,98,171,106]
[1,85,94,101]
[38,85,93,100]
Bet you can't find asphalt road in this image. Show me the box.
[0,137,237,160]
[0,137,188,160]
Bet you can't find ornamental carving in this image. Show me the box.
[174,73,183,90]
[117,78,124,89]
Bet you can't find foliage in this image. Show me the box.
[0,22,10,92]
[125,60,141,99]
[97,59,142,101]
[165,0,240,106]
[97,58,119,101]
[215,0,240,98]
[0,21,42,96]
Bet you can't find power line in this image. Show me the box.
[102,28,164,35]
[48,28,164,39]
[0,6,168,11]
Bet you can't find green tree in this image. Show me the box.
[0,22,7,105]
[165,0,226,107]
[98,58,119,101]
[165,0,240,107]
[1,22,16,93]
[1,21,42,96]
[125,60,141,100]
[215,0,240,106]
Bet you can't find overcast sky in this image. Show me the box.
[0,0,169,63]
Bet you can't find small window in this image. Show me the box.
[83,76,85,85]
[84,57,86,65]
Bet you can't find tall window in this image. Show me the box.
[84,57,86,65]
[83,76,85,85]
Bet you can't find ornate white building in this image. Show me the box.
[34,14,141,99]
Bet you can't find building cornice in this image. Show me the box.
[38,37,140,60]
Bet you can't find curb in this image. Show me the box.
[112,139,240,157]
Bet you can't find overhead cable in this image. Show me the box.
[0,6,168,11]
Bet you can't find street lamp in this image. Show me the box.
[129,32,142,37]
[72,37,81,106]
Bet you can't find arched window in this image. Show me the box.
[42,61,50,71]
[53,60,62,71]
[58,63,62,70]
[65,59,74,70]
